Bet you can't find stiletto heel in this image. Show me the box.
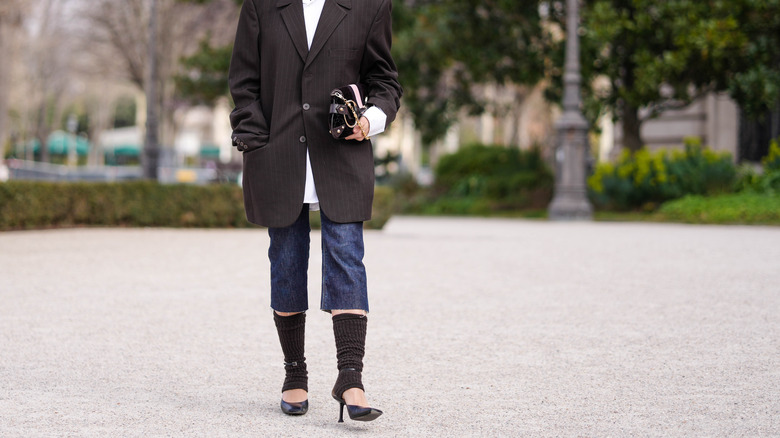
[338,402,345,423]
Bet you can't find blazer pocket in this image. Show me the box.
[329,48,359,59]
[242,135,271,154]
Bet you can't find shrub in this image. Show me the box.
[432,143,553,210]
[311,185,395,229]
[368,185,396,229]
[658,192,780,225]
[735,138,780,195]
[588,139,737,210]
[0,181,395,231]
[756,138,780,194]
[763,138,780,172]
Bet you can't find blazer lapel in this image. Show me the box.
[277,0,309,62]
[305,0,351,69]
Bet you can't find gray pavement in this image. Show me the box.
[1,217,779,437]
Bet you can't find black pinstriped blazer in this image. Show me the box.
[228,0,402,228]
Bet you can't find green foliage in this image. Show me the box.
[175,38,234,105]
[0,182,396,231]
[658,192,780,225]
[172,0,242,103]
[546,0,780,148]
[176,0,778,153]
[113,96,137,129]
[762,138,780,171]
[393,1,545,146]
[367,186,397,230]
[435,144,552,199]
[59,105,90,134]
[398,144,553,215]
[724,0,780,116]
[410,197,495,216]
[736,138,780,194]
[0,181,247,230]
[308,186,395,230]
[175,0,779,156]
[588,140,737,210]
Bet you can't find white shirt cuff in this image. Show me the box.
[363,106,387,138]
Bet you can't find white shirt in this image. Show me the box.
[302,0,387,210]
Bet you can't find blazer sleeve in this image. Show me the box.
[360,0,403,129]
[228,0,270,151]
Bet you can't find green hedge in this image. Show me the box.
[435,144,553,202]
[400,144,553,215]
[589,140,737,211]
[658,192,780,225]
[0,181,394,231]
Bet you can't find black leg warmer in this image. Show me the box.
[273,312,308,393]
[331,313,367,399]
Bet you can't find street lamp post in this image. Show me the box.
[143,0,159,180]
[548,0,593,220]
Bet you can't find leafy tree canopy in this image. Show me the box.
[546,0,780,151]
[175,37,234,105]
[392,0,546,146]
[176,0,780,153]
[176,0,547,146]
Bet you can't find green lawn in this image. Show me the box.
[399,192,780,226]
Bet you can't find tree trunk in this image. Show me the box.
[739,105,779,162]
[616,3,643,154]
[621,101,643,153]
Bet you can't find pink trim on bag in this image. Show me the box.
[349,84,365,109]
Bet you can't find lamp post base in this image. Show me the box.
[549,189,593,221]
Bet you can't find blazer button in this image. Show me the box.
[299,136,306,143]
[303,103,310,111]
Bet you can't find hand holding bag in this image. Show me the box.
[329,84,370,140]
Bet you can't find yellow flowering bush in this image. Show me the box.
[588,139,737,210]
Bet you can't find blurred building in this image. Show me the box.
[602,92,740,161]
[98,97,238,168]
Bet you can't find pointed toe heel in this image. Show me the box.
[332,393,382,423]
[347,404,383,422]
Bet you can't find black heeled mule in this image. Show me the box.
[280,398,309,416]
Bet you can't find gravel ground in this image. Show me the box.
[1,217,779,437]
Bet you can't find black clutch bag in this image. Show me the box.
[329,84,368,139]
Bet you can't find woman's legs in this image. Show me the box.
[319,212,369,312]
[268,206,310,313]
[268,208,376,410]
[319,211,374,409]
[268,206,311,405]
